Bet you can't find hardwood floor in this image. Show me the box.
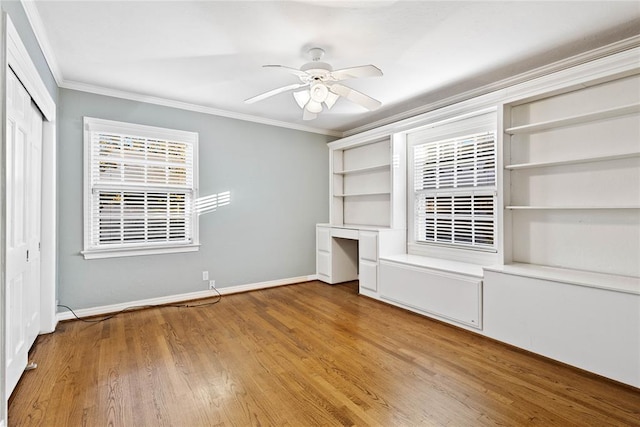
[8,281,640,426]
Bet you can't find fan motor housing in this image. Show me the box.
[301,61,333,79]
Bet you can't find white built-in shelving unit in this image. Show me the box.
[330,135,405,228]
[503,73,640,277]
[316,134,406,290]
[318,42,640,389]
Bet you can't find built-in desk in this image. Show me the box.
[315,224,405,294]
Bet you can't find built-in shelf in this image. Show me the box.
[334,163,390,175]
[504,103,640,135]
[506,152,640,170]
[506,205,640,210]
[484,263,640,295]
[334,191,391,197]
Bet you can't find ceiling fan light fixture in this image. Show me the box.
[247,47,383,121]
[306,100,323,114]
[293,90,310,108]
[309,83,329,103]
[324,91,339,109]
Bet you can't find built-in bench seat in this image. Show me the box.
[378,254,485,329]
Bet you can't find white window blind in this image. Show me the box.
[413,131,496,250]
[83,118,198,258]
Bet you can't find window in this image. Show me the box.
[408,112,497,254]
[83,117,198,259]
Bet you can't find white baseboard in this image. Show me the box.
[56,274,318,321]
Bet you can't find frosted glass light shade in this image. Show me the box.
[293,90,310,109]
[306,100,323,113]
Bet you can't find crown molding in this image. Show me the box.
[343,34,640,137]
[60,80,342,137]
[20,0,639,139]
[334,44,640,147]
[20,0,63,85]
[20,0,341,137]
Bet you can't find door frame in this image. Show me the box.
[1,11,57,423]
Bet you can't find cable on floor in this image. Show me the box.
[57,286,222,323]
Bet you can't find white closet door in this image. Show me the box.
[5,68,43,396]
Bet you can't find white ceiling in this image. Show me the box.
[28,1,640,136]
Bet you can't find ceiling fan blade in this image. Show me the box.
[302,108,317,121]
[245,83,308,104]
[330,65,383,81]
[263,64,310,79]
[329,83,382,111]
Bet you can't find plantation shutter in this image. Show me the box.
[88,128,195,250]
[413,131,497,250]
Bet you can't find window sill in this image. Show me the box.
[82,243,200,260]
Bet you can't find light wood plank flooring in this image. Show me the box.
[8,281,640,426]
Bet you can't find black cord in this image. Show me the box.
[58,287,222,323]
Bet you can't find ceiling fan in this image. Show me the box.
[245,47,383,120]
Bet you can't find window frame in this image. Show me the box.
[82,117,199,259]
[407,111,498,261]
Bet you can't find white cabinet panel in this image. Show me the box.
[359,260,378,291]
[317,227,331,252]
[359,231,378,261]
[379,260,482,328]
[317,251,330,277]
[483,270,640,388]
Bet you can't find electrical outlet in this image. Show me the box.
[202,271,209,281]
[209,280,216,289]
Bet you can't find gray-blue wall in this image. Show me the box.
[58,89,330,310]
[3,0,331,311]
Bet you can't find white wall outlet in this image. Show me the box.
[202,271,209,281]
[209,280,216,289]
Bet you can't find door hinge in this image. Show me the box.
[26,249,29,262]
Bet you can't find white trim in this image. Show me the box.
[343,35,640,137]
[0,11,6,426]
[25,0,340,138]
[81,244,200,260]
[62,80,342,137]
[19,1,340,137]
[19,0,63,86]
[84,116,199,143]
[5,18,55,120]
[406,111,499,262]
[56,275,318,321]
[18,0,640,138]
[82,116,200,258]
[337,46,640,147]
[39,121,57,333]
[327,45,640,171]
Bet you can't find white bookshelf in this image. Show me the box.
[333,163,390,175]
[505,152,640,170]
[330,135,405,228]
[504,103,640,135]
[503,73,640,277]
